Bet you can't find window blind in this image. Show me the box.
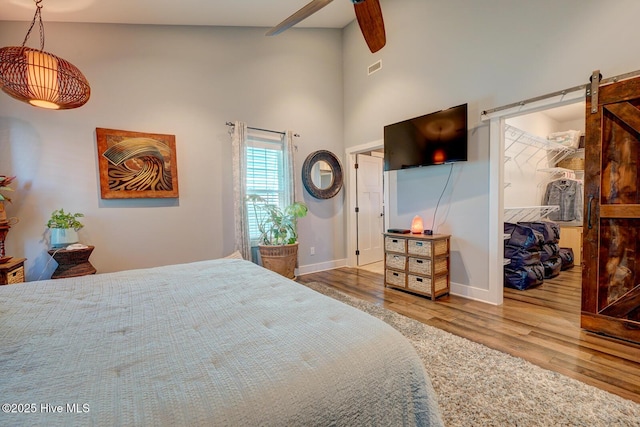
[245,134,286,242]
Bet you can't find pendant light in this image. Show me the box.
[0,0,90,110]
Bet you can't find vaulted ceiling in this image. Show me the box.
[0,0,355,29]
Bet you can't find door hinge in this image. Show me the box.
[354,163,359,169]
[355,207,359,213]
[356,250,360,256]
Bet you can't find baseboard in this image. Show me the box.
[450,282,500,305]
[297,258,348,276]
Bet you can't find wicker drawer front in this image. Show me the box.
[7,266,24,284]
[386,254,406,270]
[408,257,431,275]
[407,240,433,257]
[407,239,448,257]
[407,274,448,295]
[408,257,448,276]
[386,269,406,288]
[385,237,406,253]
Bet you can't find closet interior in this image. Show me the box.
[503,102,586,293]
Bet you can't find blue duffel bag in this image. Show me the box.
[504,223,543,251]
[504,263,544,290]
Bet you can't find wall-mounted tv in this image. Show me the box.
[384,103,468,171]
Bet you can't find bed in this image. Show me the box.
[0,258,443,426]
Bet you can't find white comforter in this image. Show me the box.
[0,259,443,426]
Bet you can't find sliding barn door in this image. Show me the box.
[582,74,640,343]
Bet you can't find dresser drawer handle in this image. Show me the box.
[416,242,423,247]
[416,259,423,264]
[392,239,398,243]
[392,272,399,277]
[416,277,423,282]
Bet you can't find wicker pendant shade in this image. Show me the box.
[0,0,90,110]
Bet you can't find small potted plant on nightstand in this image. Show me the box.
[46,209,84,248]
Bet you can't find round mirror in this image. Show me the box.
[311,160,333,190]
[302,150,343,199]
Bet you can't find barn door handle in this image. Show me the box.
[587,195,595,229]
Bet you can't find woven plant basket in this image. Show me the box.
[259,243,299,279]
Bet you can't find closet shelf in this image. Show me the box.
[504,124,576,166]
[504,205,559,223]
[537,167,576,183]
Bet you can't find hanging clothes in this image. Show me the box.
[543,178,584,222]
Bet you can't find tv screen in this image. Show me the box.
[384,103,468,171]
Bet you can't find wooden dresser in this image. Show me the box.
[383,233,450,300]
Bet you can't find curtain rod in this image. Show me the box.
[226,121,300,137]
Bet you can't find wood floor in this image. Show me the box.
[296,265,640,404]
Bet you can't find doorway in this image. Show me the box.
[502,101,586,310]
[355,152,384,266]
[485,87,586,305]
[345,140,387,269]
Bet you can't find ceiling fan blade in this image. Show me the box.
[266,0,334,36]
[353,0,386,53]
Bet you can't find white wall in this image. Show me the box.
[0,22,345,280]
[504,113,560,208]
[343,0,640,297]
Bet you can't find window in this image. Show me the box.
[245,131,289,243]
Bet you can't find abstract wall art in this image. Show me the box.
[96,128,179,199]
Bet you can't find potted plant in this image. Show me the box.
[247,194,308,279]
[47,209,84,248]
[0,175,15,225]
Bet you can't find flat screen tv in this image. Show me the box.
[384,103,468,171]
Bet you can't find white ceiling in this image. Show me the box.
[542,102,585,123]
[0,0,355,29]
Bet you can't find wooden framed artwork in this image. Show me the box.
[96,128,179,199]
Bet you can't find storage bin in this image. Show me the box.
[407,274,448,296]
[385,270,405,288]
[384,236,406,253]
[408,257,448,276]
[7,266,24,284]
[557,157,584,170]
[386,254,406,270]
[407,239,448,257]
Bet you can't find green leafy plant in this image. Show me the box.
[46,209,84,230]
[246,195,308,245]
[0,175,16,203]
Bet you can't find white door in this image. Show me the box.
[356,153,384,266]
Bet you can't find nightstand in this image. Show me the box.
[48,246,96,279]
[0,258,26,285]
[383,233,450,300]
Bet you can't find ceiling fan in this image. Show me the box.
[266,0,386,53]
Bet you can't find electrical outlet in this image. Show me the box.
[310,247,315,255]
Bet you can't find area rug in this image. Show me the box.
[302,282,640,427]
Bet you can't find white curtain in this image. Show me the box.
[283,130,296,204]
[231,121,251,261]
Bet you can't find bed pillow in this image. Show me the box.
[223,250,244,260]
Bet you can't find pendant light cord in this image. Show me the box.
[21,0,45,51]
